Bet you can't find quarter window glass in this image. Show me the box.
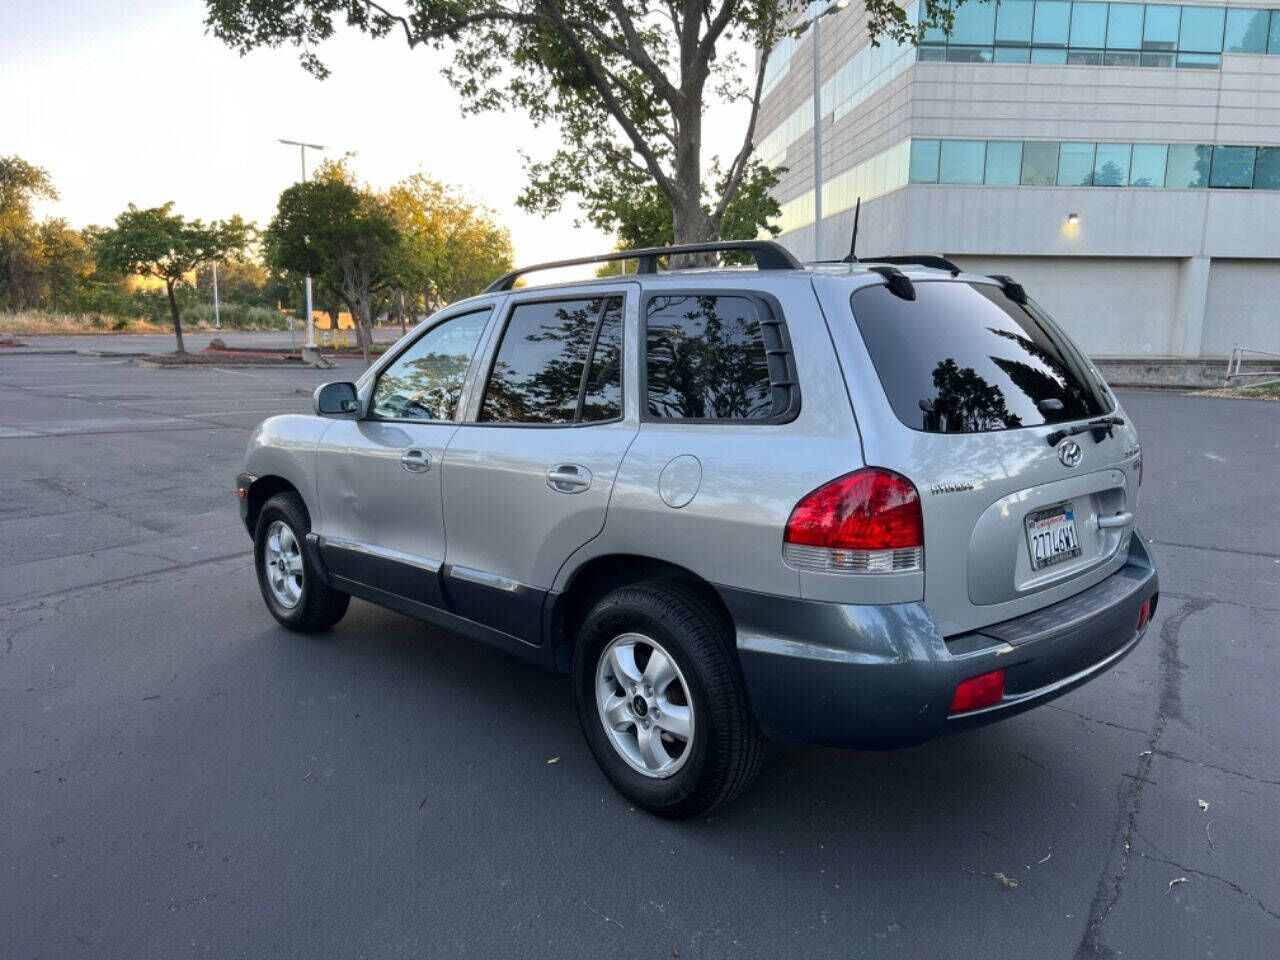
[581,298,623,421]
[371,309,490,421]
[1224,8,1269,53]
[850,281,1111,434]
[1166,143,1212,187]
[1093,142,1131,185]
[1143,4,1180,49]
[939,140,987,184]
[910,138,941,182]
[1254,147,1280,189]
[1022,141,1061,185]
[1105,3,1144,49]
[1058,142,1097,186]
[646,295,775,420]
[995,0,1035,44]
[480,296,621,424]
[1178,5,1224,52]
[1033,0,1072,45]
[1069,2,1108,47]
[985,141,1024,184]
[1129,143,1169,186]
[1209,146,1256,188]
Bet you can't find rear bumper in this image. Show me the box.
[722,532,1158,749]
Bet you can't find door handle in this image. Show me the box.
[547,463,591,494]
[400,449,431,474]
[1097,511,1133,529]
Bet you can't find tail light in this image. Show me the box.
[783,468,923,573]
[950,669,1006,714]
[1137,598,1151,632]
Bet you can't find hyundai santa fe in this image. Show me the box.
[237,240,1159,819]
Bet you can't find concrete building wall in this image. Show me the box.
[756,4,1280,359]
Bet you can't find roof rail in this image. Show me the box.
[861,254,962,276]
[483,240,804,293]
[988,274,1027,305]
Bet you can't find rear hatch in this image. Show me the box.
[813,272,1142,636]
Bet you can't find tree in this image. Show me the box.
[264,162,400,366]
[205,1,939,247]
[0,156,59,310]
[385,174,514,318]
[96,203,251,352]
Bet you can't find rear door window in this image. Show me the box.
[479,295,623,424]
[850,281,1111,433]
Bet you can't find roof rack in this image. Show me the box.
[483,240,804,293]
[861,254,962,276]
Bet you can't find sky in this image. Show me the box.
[4,0,748,270]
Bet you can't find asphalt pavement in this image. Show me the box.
[1,352,1276,959]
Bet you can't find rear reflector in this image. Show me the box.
[237,487,247,499]
[1137,598,1151,632]
[950,669,1006,714]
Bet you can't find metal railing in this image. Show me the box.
[1225,346,1280,388]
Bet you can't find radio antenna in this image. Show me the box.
[843,196,861,263]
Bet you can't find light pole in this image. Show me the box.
[278,139,326,357]
[212,261,221,330]
[796,0,848,259]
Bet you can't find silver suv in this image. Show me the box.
[237,241,1159,819]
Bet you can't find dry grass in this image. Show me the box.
[1195,381,1280,401]
[0,311,169,336]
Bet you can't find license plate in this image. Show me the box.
[1025,504,1082,571]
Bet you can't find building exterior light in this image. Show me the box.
[1067,213,1080,225]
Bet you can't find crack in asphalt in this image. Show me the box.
[1074,597,1214,960]
[1044,703,1151,735]
[1138,852,1280,922]
[1148,539,1280,561]
[1153,748,1280,788]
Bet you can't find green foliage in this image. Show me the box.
[204,1,943,245]
[0,156,60,310]
[96,202,252,351]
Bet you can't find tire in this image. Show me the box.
[573,581,765,819]
[253,492,350,633]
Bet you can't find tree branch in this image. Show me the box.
[603,1,680,105]
[713,41,770,224]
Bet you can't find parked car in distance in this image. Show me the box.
[238,240,1158,819]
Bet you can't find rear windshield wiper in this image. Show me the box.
[1046,416,1125,447]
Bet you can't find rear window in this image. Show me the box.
[850,280,1111,434]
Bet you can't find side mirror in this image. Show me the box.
[314,381,360,417]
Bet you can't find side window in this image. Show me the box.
[371,309,490,421]
[645,294,796,421]
[480,295,624,424]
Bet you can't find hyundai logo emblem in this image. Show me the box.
[1058,439,1083,468]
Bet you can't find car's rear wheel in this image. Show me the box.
[573,581,765,819]
[253,492,349,632]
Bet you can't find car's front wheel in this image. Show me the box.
[253,492,349,632]
[573,581,765,819]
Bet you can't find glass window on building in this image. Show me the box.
[950,1,997,44]
[1176,52,1221,68]
[1129,143,1169,186]
[1103,49,1142,65]
[1209,146,1256,188]
[1165,144,1212,187]
[1069,2,1108,47]
[1068,49,1105,64]
[1224,9,1270,54]
[1058,142,1097,186]
[1105,3,1144,49]
[985,141,1024,184]
[940,140,987,183]
[995,0,1034,46]
[1031,46,1070,62]
[1142,5,1181,49]
[1021,141,1060,185]
[1255,147,1280,189]
[948,45,996,61]
[1033,0,1072,45]
[995,46,1033,61]
[1093,142,1131,185]
[1178,5,1225,53]
[1270,10,1280,53]
[1141,50,1176,66]
[909,139,941,183]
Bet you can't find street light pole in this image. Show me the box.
[812,12,823,260]
[800,0,848,260]
[278,139,326,355]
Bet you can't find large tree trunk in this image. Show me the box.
[356,297,373,368]
[165,279,186,353]
[398,289,407,336]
